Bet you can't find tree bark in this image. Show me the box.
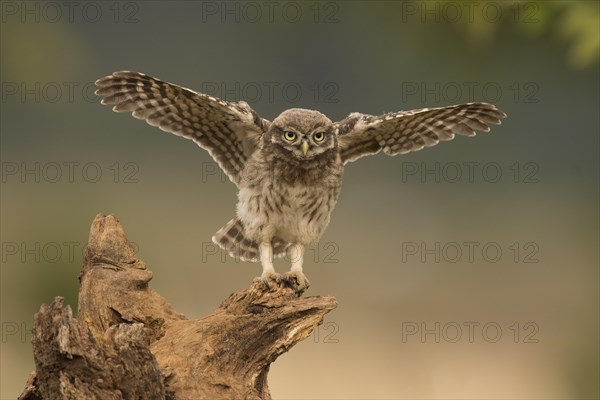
[19,214,337,400]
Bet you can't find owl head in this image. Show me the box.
[268,108,335,160]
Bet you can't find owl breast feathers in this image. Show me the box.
[96,71,506,291]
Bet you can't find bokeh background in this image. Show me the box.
[1,1,598,399]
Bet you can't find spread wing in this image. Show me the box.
[335,102,506,164]
[95,71,270,187]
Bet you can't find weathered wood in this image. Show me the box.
[19,214,337,400]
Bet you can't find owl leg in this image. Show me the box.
[283,244,310,293]
[253,242,281,290]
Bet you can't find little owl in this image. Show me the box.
[95,71,506,293]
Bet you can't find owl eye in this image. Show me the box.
[283,131,296,141]
[313,131,325,142]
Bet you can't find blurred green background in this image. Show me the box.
[1,1,598,399]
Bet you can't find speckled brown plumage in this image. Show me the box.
[96,71,506,293]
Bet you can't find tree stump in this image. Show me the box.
[19,214,337,400]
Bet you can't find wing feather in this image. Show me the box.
[335,102,506,164]
[95,71,269,186]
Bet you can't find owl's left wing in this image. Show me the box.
[95,71,269,187]
[334,102,506,164]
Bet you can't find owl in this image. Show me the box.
[95,71,506,293]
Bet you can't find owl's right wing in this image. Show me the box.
[95,71,269,187]
[334,102,506,164]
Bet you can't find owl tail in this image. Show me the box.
[212,218,290,263]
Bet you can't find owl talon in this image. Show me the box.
[283,270,310,293]
[254,271,282,291]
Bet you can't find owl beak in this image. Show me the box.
[301,141,309,156]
